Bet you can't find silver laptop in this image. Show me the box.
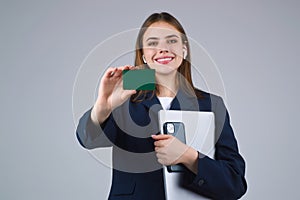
[158,110,215,200]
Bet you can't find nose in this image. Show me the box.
[159,48,169,54]
[157,41,169,53]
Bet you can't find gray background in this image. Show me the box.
[1,0,299,199]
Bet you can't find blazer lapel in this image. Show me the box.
[140,91,162,110]
[140,89,200,111]
[170,89,200,111]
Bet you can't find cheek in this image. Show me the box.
[171,47,183,58]
[143,49,156,59]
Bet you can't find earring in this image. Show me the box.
[142,55,147,64]
[183,50,187,59]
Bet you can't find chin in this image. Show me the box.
[149,64,178,74]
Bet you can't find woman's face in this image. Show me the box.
[142,22,186,76]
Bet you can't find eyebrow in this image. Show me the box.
[146,34,179,41]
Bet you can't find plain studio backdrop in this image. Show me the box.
[1,1,299,199]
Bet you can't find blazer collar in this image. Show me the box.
[141,89,199,111]
[140,91,161,109]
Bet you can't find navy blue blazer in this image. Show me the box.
[76,89,247,200]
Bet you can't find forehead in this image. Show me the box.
[143,22,181,39]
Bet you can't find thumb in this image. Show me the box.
[121,89,136,100]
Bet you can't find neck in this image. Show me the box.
[156,73,178,97]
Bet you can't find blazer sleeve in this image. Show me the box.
[76,108,118,149]
[185,96,247,199]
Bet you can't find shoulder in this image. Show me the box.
[194,88,224,111]
[194,88,221,100]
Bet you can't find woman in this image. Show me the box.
[76,12,247,199]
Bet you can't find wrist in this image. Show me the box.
[180,147,198,166]
[91,102,111,124]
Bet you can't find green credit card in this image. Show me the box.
[122,69,155,90]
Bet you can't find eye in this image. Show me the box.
[167,39,178,44]
[147,41,158,46]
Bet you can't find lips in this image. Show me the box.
[154,56,174,65]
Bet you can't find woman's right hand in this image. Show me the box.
[91,66,137,124]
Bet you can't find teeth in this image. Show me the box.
[156,57,172,62]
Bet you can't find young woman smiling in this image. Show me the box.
[76,12,247,200]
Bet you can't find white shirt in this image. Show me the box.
[157,97,174,110]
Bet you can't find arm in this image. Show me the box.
[76,66,136,149]
[76,108,117,149]
[184,97,247,199]
[152,96,247,199]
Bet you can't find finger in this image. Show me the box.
[104,67,117,78]
[156,152,166,160]
[119,65,131,71]
[155,147,167,155]
[154,140,168,147]
[113,67,124,77]
[128,65,137,70]
[119,65,137,71]
[152,134,172,140]
[124,89,137,95]
[157,158,163,165]
[154,140,162,147]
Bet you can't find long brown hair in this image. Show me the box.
[132,12,202,102]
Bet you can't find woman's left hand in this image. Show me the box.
[152,134,189,166]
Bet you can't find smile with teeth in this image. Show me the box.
[155,57,174,64]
